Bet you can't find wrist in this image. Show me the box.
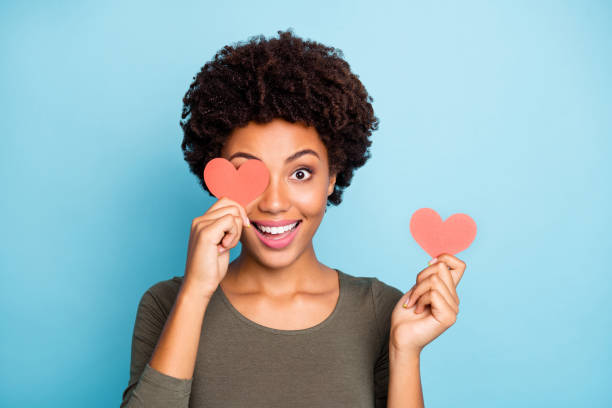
[178,285,214,304]
[389,343,422,363]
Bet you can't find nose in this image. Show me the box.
[256,174,290,214]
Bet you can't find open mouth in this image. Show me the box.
[251,220,302,249]
[252,220,301,239]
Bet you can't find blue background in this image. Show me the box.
[1,1,610,407]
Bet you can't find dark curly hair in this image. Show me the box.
[179,28,379,207]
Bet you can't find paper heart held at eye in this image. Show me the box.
[409,208,477,258]
[203,158,270,208]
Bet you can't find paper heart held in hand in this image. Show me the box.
[409,208,477,258]
[203,157,270,208]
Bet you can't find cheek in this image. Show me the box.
[292,183,328,215]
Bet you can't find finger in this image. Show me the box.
[224,215,243,248]
[415,259,452,285]
[406,274,435,307]
[416,289,457,326]
[220,197,250,227]
[199,205,240,222]
[415,257,460,288]
[435,253,466,286]
[400,286,416,309]
[230,199,251,227]
[206,197,251,227]
[406,273,457,314]
[203,205,244,223]
[428,273,458,314]
[208,214,243,246]
[416,261,457,298]
[204,213,240,248]
[414,289,434,314]
[199,205,248,230]
[221,215,241,248]
[436,261,460,305]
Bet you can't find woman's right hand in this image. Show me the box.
[181,197,250,299]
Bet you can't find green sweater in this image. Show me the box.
[120,269,404,408]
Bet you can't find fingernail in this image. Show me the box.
[428,257,438,266]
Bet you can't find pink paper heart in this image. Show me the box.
[409,208,477,258]
[203,158,270,208]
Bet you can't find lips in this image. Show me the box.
[251,220,302,249]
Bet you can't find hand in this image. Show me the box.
[181,197,251,299]
[389,253,466,355]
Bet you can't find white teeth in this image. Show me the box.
[256,221,298,234]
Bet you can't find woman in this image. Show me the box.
[120,29,464,408]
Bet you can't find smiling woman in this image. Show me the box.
[221,119,335,262]
[120,29,413,408]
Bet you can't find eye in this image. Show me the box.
[290,167,313,181]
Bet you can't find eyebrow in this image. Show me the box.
[228,149,320,164]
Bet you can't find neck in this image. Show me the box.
[224,242,332,297]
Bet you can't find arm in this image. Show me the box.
[387,346,424,408]
[121,196,248,406]
[386,253,466,408]
[148,288,210,378]
[120,286,211,408]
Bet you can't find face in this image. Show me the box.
[220,118,337,268]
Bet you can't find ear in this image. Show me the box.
[327,171,337,197]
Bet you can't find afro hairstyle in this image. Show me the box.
[179,28,379,207]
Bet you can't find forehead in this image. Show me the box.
[222,119,328,162]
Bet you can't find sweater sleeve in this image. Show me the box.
[120,288,193,408]
[371,277,405,408]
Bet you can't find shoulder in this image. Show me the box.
[370,277,404,304]
[338,269,403,303]
[137,276,184,317]
[339,270,404,341]
[369,277,404,322]
[338,269,404,313]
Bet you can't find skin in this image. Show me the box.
[392,253,465,354]
[217,118,340,330]
[387,253,465,408]
[146,118,341,383]
[207,118,466,407]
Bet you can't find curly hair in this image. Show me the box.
[179,28,379,207]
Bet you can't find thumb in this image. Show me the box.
[400,286,416,309]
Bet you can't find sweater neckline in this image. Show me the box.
[216,268,345,336]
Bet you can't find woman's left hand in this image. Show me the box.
[389,253,466,355]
